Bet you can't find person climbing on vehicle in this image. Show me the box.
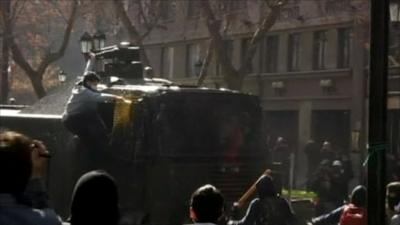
[62,71,127,149]
[228,174,296,225]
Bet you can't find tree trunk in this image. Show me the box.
[197,39,214,86]
[112,0,154,78]
[0,0,10,104]
[139,48,154,78]
[28,72,46,99]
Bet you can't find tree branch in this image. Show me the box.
[197,39,215,86]
[113,0,141,43]
[10,0,26,28]
[238,0,284,74]
[201,0,237,78]
[112,0,154,72]
[10,39,36,76]
[37,0,78,75]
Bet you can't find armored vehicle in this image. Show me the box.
[0,43,268,225]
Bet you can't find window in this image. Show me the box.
[160,1,176,21]
[218,0,246,12]
[337,28,352,68]
[325,0,351,15]
[186,43,200,77]
[287,33,301,71]
[264,35,279,73]
[313,30,328,70]
[216,40,233,76]
[187,0,202,18]
[161,47,174,78]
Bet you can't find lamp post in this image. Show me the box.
[93,30,106,51]
[79,32,92,62]
[368,0,389,224]
[58,70,66,83]
[80,31,107,63]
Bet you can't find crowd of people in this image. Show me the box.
[1,130,400,225]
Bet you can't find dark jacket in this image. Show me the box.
[68,170,120,225]
[0,179,62,225]
[63,85,116,119]
[230,175,296,225]
[310,205,344,225]
[231,197,296,225]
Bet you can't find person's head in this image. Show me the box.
[349,185,367,207]
[387,182,400,212]
[144,66,153,77]
[69,170,120,225]
[0,131,33,195]
[256,175,277,198]
[322,141,331,151]
[190,184,224,223]
[82,71,101,90]
[331,160,343,174]
[276,137,284,144]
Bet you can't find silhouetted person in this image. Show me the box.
[320,141,335,163]
[65,170,120,225]
[329,160,349,206]
[189,184,225,225]
[229,175,296,225]
[0,131,61,225]
[387,182,400,225]
[62,71,125,149]
[308,160,338,216]
[272,137,290,188]
[304,140,320,182]
[309,185,367,225]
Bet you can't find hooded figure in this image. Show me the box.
[68,170,120,225]
[229,175,296,225]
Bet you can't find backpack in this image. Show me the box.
[256,197,289,225]
[339,204,367,225]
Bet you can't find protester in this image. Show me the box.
[272,137,291,188]
[329,160,350,206]
[387,182,400,225]
[0,130,62,225]
[309,185,367,225]
[320,141,336,163]
[62,71,127,147]
[65,170,120,225]
[229,174,296,225]
[304,139,320,185]
[189,184,225,225]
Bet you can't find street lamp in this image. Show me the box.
[390,0,400,24]
[79,32,92,54]
[93,30,106,51]
[58,70,67,83]
[390,0,400,64]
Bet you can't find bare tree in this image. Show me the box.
[112,0,169,78]
[0,0,78,99]
[199,0,286,90]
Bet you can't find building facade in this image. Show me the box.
[136,0,399,179]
